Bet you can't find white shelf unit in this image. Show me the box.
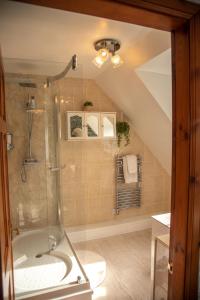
[66,111,116,140]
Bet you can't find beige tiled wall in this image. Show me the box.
[5,74,58,229]
[5,75,171,229]
[55,78,171,227]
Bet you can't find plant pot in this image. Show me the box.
[83,105,93,111]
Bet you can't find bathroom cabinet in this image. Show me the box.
[101,112,116,139]
[66,111,116,140]
[151,214,170,300]
[67,112,85,140]
[85,112,100,138]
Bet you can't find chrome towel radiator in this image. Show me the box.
[115,155,142,214]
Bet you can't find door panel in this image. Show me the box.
[101,113,116,139]
[67,112,85,140]
[0,50,14,299]
[85,113,100,139]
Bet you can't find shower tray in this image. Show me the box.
[13,227,92,300]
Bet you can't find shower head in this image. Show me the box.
[19,82,37,88]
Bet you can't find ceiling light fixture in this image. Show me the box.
[93,38,123,68]
[111,54,123,68]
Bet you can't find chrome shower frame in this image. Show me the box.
[45,54,77,87]
[18,55,78,230]
[44,55,78,232]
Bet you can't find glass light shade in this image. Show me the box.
[92,55,105,68]
[111,54,123,68]
[98,48,109,61]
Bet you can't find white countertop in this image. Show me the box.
[152,213,171,228]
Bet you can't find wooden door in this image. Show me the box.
[0,50,14,299]
[168,23,190,300]
[185,10,200,299]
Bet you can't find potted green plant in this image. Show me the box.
[116,121,130,147]
[83,101,93,111]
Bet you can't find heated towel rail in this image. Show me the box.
[115,155,142,214]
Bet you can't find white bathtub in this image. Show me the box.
[13,227,92,300]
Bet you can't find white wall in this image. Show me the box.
[136,71,172,120]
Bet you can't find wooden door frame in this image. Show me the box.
[0,50,14,299]
[6,0,200,299]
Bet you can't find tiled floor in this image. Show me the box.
[74,229,152,300]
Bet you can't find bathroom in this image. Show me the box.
[0,1,172,299]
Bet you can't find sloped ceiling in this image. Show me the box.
[0,0,172,174]
[136,49,172,120]
[96,47,172,174]
[96,65,172,174]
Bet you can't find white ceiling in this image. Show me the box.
[0,0,150,77]
[0,0,172,173]
[136,49,171,76]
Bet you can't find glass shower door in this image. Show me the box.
[6,59,90,299]
[44,82,65,246]
[5,75,58,296]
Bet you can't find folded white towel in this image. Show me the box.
[123,155,138,183]
[126,154,137,174]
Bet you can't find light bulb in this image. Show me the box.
[98,48,109,61]
[111,54,123,68]
[93,55,105,68]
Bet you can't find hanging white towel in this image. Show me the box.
[126,154,137,174]
[123,155,138,183]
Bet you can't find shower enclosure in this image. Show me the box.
[5,57,92,299]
